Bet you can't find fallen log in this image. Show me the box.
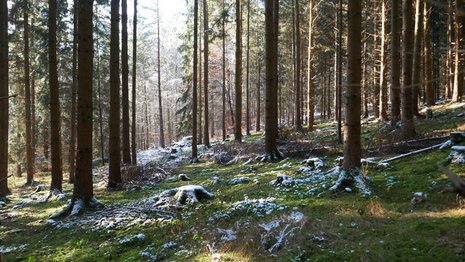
[380,143,444,163]
[438,166,465,198]
[0,94,18,100]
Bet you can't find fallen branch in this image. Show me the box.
[438,166,465,198]
[380,143,444,163]
[0,174,13,183]
[0,94,18,100]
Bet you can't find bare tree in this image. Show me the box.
[131,0,137,164]
[234,0,243,142]
[192,0,199,162]
[0,0,10,198]
[391,0,401,127]
[122,0,131,163]
[452,0,464,102]
[401,0,415,138]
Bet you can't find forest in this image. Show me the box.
[1,0,465,260]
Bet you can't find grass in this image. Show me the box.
[2,102,465,261]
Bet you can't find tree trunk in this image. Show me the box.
[49,0,63,191]
[424,1,434,106]
[245,0,251,136]
[157,0,165,148]
[390,0,401,127]
[121,0,131,163]
[412,0,423,115]
[337,0,342,142]
[24,6,34,183]
[264,0,281,159]
[307,0,315,131]
[192,0,199,161]
[343,0,362,170]
[203,0,210,146]
[379,0,388,121]
[96,30,105,166]
[0,0,9,198]
[235,0,243,142]
[452,0,464,102]
[294,0,302,131]
[256,56,261,132]
[74,0,94,202]
[109,0,122,189]
[198,24,203,145]
[131,0,137,164]
[69,0,78,183]
[401,0,415,139]
[222,0,227,141]
[446,0,453,99]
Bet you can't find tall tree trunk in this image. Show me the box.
[264,0,281,159]
[294,0,302,131]
[74,0,94,202]
[379,0,388,121]
[122,0,131,163]
[245,0,251,136]
[49,0,63,191]
[222,0,227,141]
[391,0,401,127]
[157,0,165,148]
[96,32,105,166]
[424,1,434,106]
[452,0,464,102]
[446,0,453,99]
[203,0,210,146]
[412,0,423,115]
[109,0,122,189]
[131,0,137,164]
[0,0,8,197]
[144,83,149,149]
[401,0,415,138]
[24,5,34,184]
[343,0,362,171]
[192,0,199,162]
[307,0,315,131]
[235,0,243,142]
[198,24,203,145]
[256,55,261,132]
[373,6,380,119]
[69,0,78,183]
[336,0,342,142]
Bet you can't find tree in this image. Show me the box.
[157,0,165,148]
[412,0,423,116]
[245,0,251,136]
[49,0,63,191]
[131,0,137,165]
[222,0,227,141]
[192,0,199,162]
[24,1,34,184]
[122,0,131,163]
[0,0,9,198]
[74,0,94,203]
[390,0,401,127]
[203,0,210,146]
[264,0,282,160]
[234,0,242,142]
[306,0,315,131]
[452,0,464,102]
[294,0,302,131]
[401,0,415,138]
[343,0,362,172]
[379,0,388,121]
[68,0,78,183]
[424,1,434,106]
[109,0,122,189]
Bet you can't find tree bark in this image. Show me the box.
[222,0,227,141]
[446,0,453,99]
[24,5,34,184]
[294,0,302,131]
[256,55,261,132]
[157,0,165,148]
[203,0,210,146]
[131,0,137,164]
[264,0,281,159]
[307,0,315,131]
[379,0,388,121]
[235,0,243,142]
[401,0,415,138]
[109,0,122,189]
[412,0,423,115]
[424,1,434,106]
[452,0,464,102]
[343,0,362,170]
[0,0,9,197]
[122,0,131,163]
[390,0,401,128]
[49,0,63,191]
[69,0,78,183]
[245,0,251,135]
[74,0,94,202]
[192,0,199,161]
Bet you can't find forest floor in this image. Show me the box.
[2,101,465,261]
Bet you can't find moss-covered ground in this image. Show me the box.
[1,102,465,261]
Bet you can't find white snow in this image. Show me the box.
[229,177,251,185]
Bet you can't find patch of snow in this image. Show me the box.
[217,228,237,242]
[0,244,28,253]
[209,197,287,221]
[448,150,465,164]
[355,175,372,197]
[271,174,295,187]
[119,233,146,245]
[452,146,465,152]
[287,211,305,223]
[301,157,324,169]
[440,139,453,149]
[242,158,253,165]
[229,177,251,185]
[312,234,326,242]
[259,220,281,232]
[411,192,427,204]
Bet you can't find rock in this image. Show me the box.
[173,185,214,205]
[301,157,324,169]
[229,177,251,185]
[212,176,221,184]
[178,174,191,181]
[411,192,427,205]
